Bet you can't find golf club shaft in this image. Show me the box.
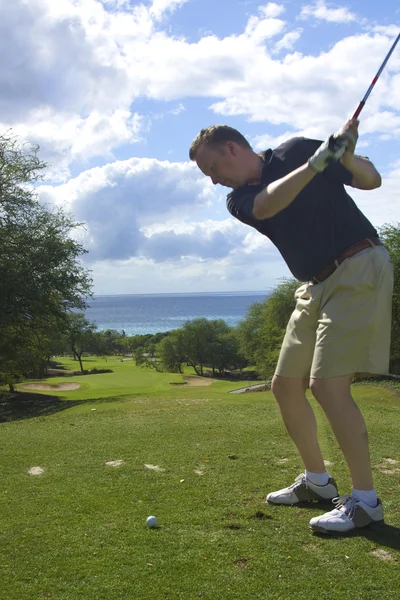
[352,32,400,120]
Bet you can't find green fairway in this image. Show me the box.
[1,360,399,599]
[13,356,261,408]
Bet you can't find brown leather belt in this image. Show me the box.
[311,237,383,284]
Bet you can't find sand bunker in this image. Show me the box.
[170,376,216,387]
[22,383,80,391]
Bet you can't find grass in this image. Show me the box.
[0,357,399,599]
[11,356,261,407]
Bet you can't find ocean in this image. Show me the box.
[84,292,270,336]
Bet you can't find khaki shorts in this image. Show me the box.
[275,245,394,380]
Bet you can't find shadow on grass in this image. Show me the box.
[313,523,400,550]
[270,503,400,550]
[0,391,88,423]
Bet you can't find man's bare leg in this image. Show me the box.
[271,375,326,473]
[310,374,374,491]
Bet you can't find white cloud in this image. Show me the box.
[89,251,285,294]
[251,127,325,151]
[360,111,400,138]
[2,109,143,181]
[244,16,286,44]
[38,157,220,260]
[36,150,292,290]
[3,0,400,295]
[300,1,356,23]
[273,30,302,53]
[149,0,189,21]
[1,0,398,171]
[210,33,400,134]
[261,3,285,18]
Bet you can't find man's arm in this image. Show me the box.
[341,155,381,190]
[337,119,381,190]
[252,133,347,220]
[252,163,317,220]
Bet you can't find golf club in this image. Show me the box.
[352,32,400,119]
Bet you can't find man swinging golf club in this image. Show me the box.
[189,116,393,534]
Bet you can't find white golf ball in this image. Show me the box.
[146,515,157,528]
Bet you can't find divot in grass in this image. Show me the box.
[252,511,272,521]
[28,467,45,476]
[378,468,400,475]
[376,459,400,475]
[371,549,395,562]
[234,557,249,569]
[144,464,165,472]
[105,460,125,467]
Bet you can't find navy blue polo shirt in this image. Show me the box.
[226,137,378,282]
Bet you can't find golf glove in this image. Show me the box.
[308,134,348,173]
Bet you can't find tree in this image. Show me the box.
[0,132,92,388]
[103,329,134,355]
[157,331,186,373]
[212,329,248,375]
[178,318,214,376]
[378,223,400,373]
[178,318,244,376]
[129,332,169,369]
[63,313,98,372]
[236,279,299,378]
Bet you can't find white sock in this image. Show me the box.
[352,487,378,507]
[305,469,329,486]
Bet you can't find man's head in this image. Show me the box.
[189,125,259,189]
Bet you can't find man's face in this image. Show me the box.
[195,142,243,189]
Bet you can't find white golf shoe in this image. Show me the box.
[309,494,384,534]
[266,473,339,505]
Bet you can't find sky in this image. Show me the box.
[2,0,400,295]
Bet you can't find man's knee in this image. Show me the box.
[271,375,309,401]
[310,374,354,403]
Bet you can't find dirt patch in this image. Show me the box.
[234,557,249,569]
[371,549,395,562]
[144,464,166,472]
[21,383,80,391]
[28,467,45,476]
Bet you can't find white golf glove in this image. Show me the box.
[308,134,350,173]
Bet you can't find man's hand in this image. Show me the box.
[335,118,359,169]
[333,118,381,189]
[308,134,347,173]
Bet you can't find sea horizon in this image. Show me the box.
[91,290,272,298]
[84,290,271,336]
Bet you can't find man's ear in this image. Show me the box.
[226,141,237,156]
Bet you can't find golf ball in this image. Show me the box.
[146,515,157,528]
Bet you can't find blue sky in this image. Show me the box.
[1,0,399,294]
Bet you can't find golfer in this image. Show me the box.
[189,120,393,534]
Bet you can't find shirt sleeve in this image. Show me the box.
[226,188,263,227]
[279,137,353,185]
[284,137,354,185]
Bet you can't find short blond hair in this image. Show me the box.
[189,125,251,160]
